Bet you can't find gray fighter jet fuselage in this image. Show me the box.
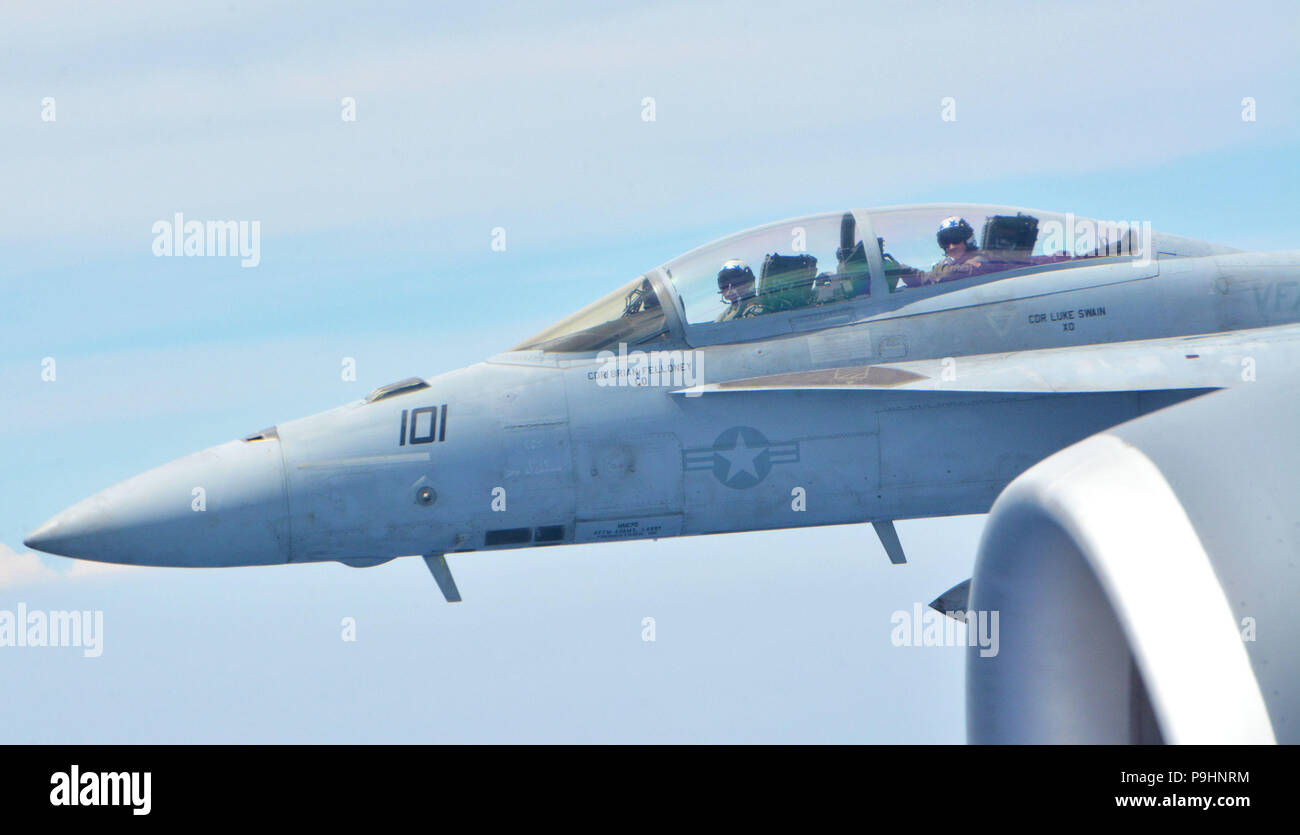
[24,204,1300,600]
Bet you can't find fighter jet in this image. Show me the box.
[22,203,1300,615]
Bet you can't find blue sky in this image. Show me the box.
[2,0,1298,742]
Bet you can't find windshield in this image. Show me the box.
[512,275,673,352]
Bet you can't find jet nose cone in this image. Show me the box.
[24,438,292,567]
[23,495,115,558]
[22,519,62,552]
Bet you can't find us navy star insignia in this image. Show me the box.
[683,426,800,489]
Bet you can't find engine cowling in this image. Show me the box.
[967,382,1298,744]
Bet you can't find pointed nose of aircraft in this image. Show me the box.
[23,437,292,567]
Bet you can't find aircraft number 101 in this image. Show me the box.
[398,406,448,446]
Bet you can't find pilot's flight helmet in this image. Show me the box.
[936,216,976,248]
[716,259,756,291]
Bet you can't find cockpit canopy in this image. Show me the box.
[513,203,1229,353]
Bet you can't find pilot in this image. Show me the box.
[714,259,764,321]
[928,216,988,282]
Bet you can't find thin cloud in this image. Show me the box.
[0,542,134,589]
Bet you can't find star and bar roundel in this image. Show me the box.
[682,426,801,489]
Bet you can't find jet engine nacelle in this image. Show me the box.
[967,382,1298,744]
